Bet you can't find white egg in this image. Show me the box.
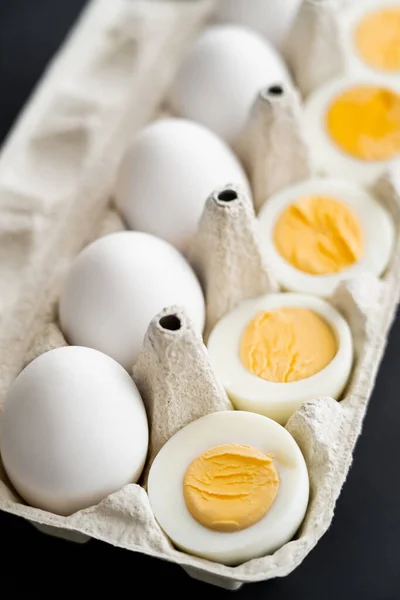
[214,0,302,50]
[169,26,291,144]
[303,75,400,186]
[59,231,205,370]
[258,178,395,297]
[0,346,148,516]
[340,0,400,85]
[207,293,353,424]
[114,118,250,252]
[148,410,309,565]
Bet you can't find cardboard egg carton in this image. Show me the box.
[0,0,400,590]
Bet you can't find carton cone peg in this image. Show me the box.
[189,184,277,338]
[240,83,311,212]
[286,0,345,97]
[133,305,233,473]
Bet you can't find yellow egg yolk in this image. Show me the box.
[273,195,364,275]
[326,85,400,161]
[240,307,337,383]
[355,8,400,72]
[183,444,279,532]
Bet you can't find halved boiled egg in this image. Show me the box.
[148,410,309,565]
[303,76,400,185]
[207,293,353,424]
[341,0,400,84]
[258,178,395,297]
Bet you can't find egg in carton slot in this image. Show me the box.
[1,0,400,592]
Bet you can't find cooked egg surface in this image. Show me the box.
[169,26,291,144]
[214,0,302,50]
[326,85,400,162]
[274,195,363,275]
[355,7,400,71]
[303,76,400,185]
[148,410,309,565]
[0,346,149,516]
[183,443,280,533]
[207,293,353,424]
[240,307,337,383]
[59,231,205,370]
[258,178,395,296]
[114,119,249,252]
[341,0,400,83]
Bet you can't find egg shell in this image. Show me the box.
[258,178,395,297]
[214,0,302,50]
[114,118,250,251]
[0,346,149,516]
[207,293,354,424]
[169,26,291,144]
[59,231,205,370]
[148,410,309,566]
[340,0,400,85]
[303,75,400,186]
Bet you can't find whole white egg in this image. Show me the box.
[114,118,250,252]
[148,410,309,565]
[169,26,291,144]
[214,0,302,51]
[0,346,149,516]
[59,231,205,370]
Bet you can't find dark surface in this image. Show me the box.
[1,1,400,597]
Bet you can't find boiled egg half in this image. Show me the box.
[148,410,309,565]
[341,0,400,85]
[207,293,353,424]
[258,178,395,297]
[303,76,400,186]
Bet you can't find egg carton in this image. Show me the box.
[0,0,400,591]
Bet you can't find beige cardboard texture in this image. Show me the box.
[189,184,277,339]
[0,0,400,591]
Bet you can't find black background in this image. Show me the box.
[1,1,400,597]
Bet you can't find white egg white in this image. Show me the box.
[207,293,353,425]
[148,411,309,566]
[340,0,400,85]
[258,178,395,297]
[59,231,205,370]
[303,75,400,186]
[169,26,291,144]
[0,346,149,516]
[114,118,250,252]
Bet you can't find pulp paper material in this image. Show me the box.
[238,85,312,212]
[1,0,400,590]
[93,208,127,239]
[0,0,214,399]
[189,184,277,339]
[372,161,400,231]
[133,305,233,475]
[23,323,68,369]
[286,0,346,97]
